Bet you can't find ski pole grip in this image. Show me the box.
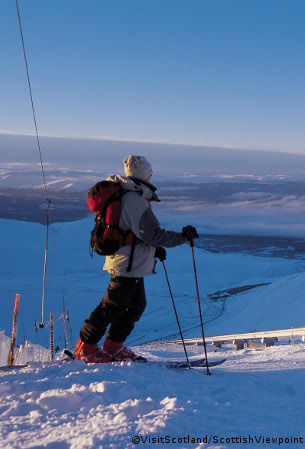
[190,238,194,248]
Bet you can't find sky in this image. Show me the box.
[1,0,305,154]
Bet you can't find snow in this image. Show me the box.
[1,342,305,449]
[0,331,10,367]
[1,217,305,448]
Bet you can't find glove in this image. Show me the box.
[155,247,167,262]
[182,225,199,241]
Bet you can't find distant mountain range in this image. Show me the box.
[1,164,305,238]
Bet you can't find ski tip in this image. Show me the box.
[63,349,76,359]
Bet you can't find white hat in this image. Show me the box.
[123,155,153,180]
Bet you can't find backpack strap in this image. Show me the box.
[126,234,137,273]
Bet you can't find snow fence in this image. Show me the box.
[0,330,50,366]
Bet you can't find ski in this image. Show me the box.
[0,364,29,371]
[60,350,226,369]
[62,352,226,369]
[138,357,226,369]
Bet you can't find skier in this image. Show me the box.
[75,155,199,363]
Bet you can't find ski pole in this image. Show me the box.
[162,261,189,364]
[190,239,211,375]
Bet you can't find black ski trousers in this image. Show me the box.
[79,276,147,345]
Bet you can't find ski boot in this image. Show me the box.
[103,338,146,363]
[74,338,112,364]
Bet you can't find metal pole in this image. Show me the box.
[22,323,25,345]
[190,241,211,375]
[50,312,54,362]
[41,201,51,326]
[62,297,68,349]
[162,262,189,364]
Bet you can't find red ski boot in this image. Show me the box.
[74,338,112,364]
[103,338,146,362]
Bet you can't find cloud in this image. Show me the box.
[230,192,274,201]
[1,162,305,238]
[155,190,305,237]
[2,131,305,175]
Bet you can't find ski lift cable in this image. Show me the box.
[15,0,70,345]
[15,0,50,327]
[15,0,48,201]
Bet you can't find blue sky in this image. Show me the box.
[1,0,305,152]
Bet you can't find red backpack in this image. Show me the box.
[87,180,139,271]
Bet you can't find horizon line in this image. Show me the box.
[1,129,305,156]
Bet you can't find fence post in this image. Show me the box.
[7,294,21,366]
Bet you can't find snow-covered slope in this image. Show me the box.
[206,270,305,336]
[1,218,304,347]
[1,218,305,448]
[1,342,305,449]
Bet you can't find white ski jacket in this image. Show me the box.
[103,175,188,278]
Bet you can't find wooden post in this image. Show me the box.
[233,339,246,351]
[50,312,54,362]
[212,341,224,348]
[7,294,21,366]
